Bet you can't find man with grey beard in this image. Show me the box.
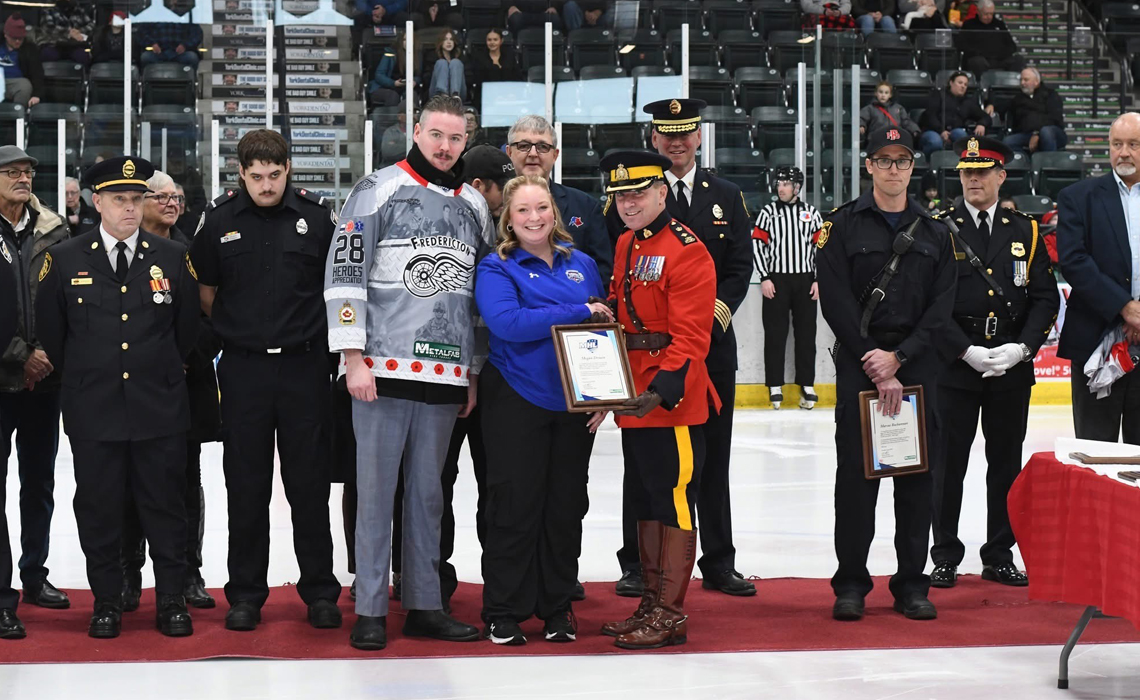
[1057,112,1140,441]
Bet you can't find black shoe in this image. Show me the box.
[402,609,480,642]
[0,609,26,639]
[701,570,757,597]
[543,608,578,643]
[183,580,216,609]
[799,388,818,410]
[350,615,387,650]
[308,599,343,629]
[350,578,357,602]
[832,593,865,621]
[615,568,643,598]
[89,601,123,639]
[156,594,193,637]
[390,573,402,601]
[893,594,937,620]
[120,573,141,613]
[982,562,1028,586]
[23,579,70,610]
[571,580,586,601]
[770,390,783,410]
[224,601,261,631]
[485,619,527,645]
[930,562,958,589]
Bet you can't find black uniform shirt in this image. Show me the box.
[189,186,336,350]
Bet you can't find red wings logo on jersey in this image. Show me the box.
[887,129,901,141]
[402,253,474,298]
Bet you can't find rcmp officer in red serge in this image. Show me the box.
[605,98,755,598]
[816,127,956,622]
[929,137,1058,589]
[35,156,200,638]
[595,150,720,649]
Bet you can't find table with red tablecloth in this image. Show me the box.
[1008,451,1140,687]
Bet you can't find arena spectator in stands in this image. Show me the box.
[38,0,95,66]
[430,31,466,102]
[1003,67,1066,155]
[918,171,941,210]
[355,0,409,27]
[137,21,202,70]
[368,36,412,107]
[506,0,567,35]
[801,0,857,30]
[564,0,613,30]
[917,71,993,156]
[0,15,42,107]
[859,81,920,145]
[464,107,489,149]
[999,195,1016,210]
[958,0,1024,76]
[853,0,897,34]
[470,29,522,86]
[64,177,98,234]
[380,100,411,165]
[898,0,949,32]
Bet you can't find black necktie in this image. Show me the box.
[115,241,129,281]
[675,181,690,220]
[978,210,990,242]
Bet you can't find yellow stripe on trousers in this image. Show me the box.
[672,426,695,531]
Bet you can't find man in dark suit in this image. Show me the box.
[929,137,1058,590]
[1057,112,1140,442]
[36,156,200,639]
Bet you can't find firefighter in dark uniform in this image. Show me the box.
[595,150,719,649]
[604,99,755,598]
[816,128,956,622]
[35,156,200,638]
[188,129,342,632]
[929,137,1059,589]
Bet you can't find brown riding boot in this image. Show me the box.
[615,525,696,649]
[601,521,662,637]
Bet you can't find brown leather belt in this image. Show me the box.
[625,332,672,350]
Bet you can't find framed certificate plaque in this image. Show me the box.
[859,385,930,479]
[551,323,636,413]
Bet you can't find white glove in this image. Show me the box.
[983,343,1024,374]
[961,345,992,374]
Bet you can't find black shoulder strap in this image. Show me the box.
[940,214,1013,313]
[858,217,921,338]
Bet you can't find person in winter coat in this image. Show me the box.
[1003,67,1067,154]
[859,82,920,146]
[917,71,994,156]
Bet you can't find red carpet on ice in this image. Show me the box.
[4,576,1138,663]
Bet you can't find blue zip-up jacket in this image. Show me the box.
[475,246,604,411]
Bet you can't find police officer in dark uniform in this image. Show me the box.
[188,129,342,632]
[35,156,200,638]
[929,137,1058,589]
[605,98,755,597]
[816,128,956,622]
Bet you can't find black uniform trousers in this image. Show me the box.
[623,425,704,532]
[932,383,1030,567]
[762,272,817,387]
[392,406,488,602]
[121,440,207,581]
[831,354,935,601]
[1071,368,1140,444]
[217,346,340,608]
[479,365,592,622]
[71,434,188,603]
[0,389,62,607]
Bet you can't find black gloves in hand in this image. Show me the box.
[586,296,615,324]
[614,390,663,418]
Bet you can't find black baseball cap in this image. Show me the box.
[461,145,515,187]
[866,127,915,157]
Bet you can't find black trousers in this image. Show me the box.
[392,406,488,603]
[831,355,935,600]
[122,440,207,582]
[479,364,592,623]
[1071,368,1140,443]
[217,347,340,608]
[0,389,61,610]
[622,425,704,531]
[932,383,1030,567]
[71,435,188,603]
[761,272,817,387]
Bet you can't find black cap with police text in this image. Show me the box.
[461,145,515,187]
[83,155,155,193]
[952,135,1014,170]
[601,150,673,194]
[865,127,915,157]
[643,98,707,135]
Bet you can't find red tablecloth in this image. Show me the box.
[1009,452,1140,629]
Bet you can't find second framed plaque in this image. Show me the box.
[551,323,636,413]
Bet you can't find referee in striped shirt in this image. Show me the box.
[752,166,822,409]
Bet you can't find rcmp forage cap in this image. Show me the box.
[643,98,707,135]
[84,155,155,193]
[601,150,673,194]
[866,126,916,157]
[953,135,1014,170]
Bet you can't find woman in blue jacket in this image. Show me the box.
[474,175,611,646]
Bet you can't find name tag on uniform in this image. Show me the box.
[70,277,93,286]
[221,231,242,243]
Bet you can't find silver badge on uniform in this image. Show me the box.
[296,218,309,235]
[1012,260,1027,287]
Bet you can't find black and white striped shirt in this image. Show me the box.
[752,198,822,279]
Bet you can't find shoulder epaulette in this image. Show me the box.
[294,187,325,206]
[824,199,855,219]
[669,220,699,245]
[603,194,613,216]
[1008,207,1037,222]
[211,188,239,209]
